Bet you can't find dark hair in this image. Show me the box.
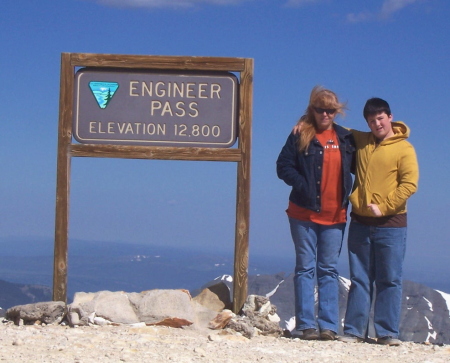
[363,98,391,120]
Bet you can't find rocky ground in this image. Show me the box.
[1,321,449,363]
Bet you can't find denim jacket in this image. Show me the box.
[276,124,355,213]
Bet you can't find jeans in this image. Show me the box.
[289,217,345,333]
[344,220,407,339]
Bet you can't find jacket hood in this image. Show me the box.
[381,121,410,145]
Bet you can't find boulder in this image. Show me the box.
[208,309,234,330]
[6,301,66,325]
[130,289,195,327]
[226,295,283,338]
[193,281,232,311]
[68,291,140,326]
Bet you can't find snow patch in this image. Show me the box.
[424,317,437,343]
[423,297,433,311]
[266,280,285,298]
[215,274,233,282]
[339,276,351,291]
[436,289,450,317]
[424,316,437,343]
[426,331,437,342]
[424,316,433,330]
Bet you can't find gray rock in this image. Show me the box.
[193,281,232,312]
[208,309,234,330]
[191,300,221,329]
[226,294,283,338]
[68,311,80,326]
[131,289,195,326]
[226,316,255,339]
[69,291,140,326]
[6,301,66,325]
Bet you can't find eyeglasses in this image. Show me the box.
[313,107,336,115]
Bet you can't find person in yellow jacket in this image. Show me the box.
[338,98,419,346]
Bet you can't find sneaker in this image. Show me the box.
[377,336,402,346]
[338,334,364,343]
[320,329,336,340]
[301,328,320,340]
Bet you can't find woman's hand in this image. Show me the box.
[292,120,304,135]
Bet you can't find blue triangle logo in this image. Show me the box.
[89,81,119,109]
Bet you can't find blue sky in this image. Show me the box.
[1,0,449,290]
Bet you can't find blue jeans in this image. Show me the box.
[289,218,345,333]
[344,220,407,339]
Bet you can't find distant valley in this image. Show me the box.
[0,237,294,306]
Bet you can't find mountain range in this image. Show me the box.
[246,273,450,345]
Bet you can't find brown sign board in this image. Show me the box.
[55,53,253,315]
[73,69,239,147]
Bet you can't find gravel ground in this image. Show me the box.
[1,321,449,363]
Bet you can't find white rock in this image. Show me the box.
[267,313,281,323]
[93,316,109,326]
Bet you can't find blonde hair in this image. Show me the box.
[298,86,346,152]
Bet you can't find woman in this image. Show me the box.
[276,86,355,340]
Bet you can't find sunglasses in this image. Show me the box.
[313,107,336,115]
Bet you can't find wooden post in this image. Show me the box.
[233,58,253,313]
[53,53,73,302]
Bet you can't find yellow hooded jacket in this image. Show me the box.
[350,121,419,217]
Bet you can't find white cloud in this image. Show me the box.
[93,0,252,9]
[91,0,422,16]
[346,11,373,23]
[380,0,419,18]
[284,0,325,6]
[346,0,421,23]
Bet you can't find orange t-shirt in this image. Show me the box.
[287,129,346,225]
